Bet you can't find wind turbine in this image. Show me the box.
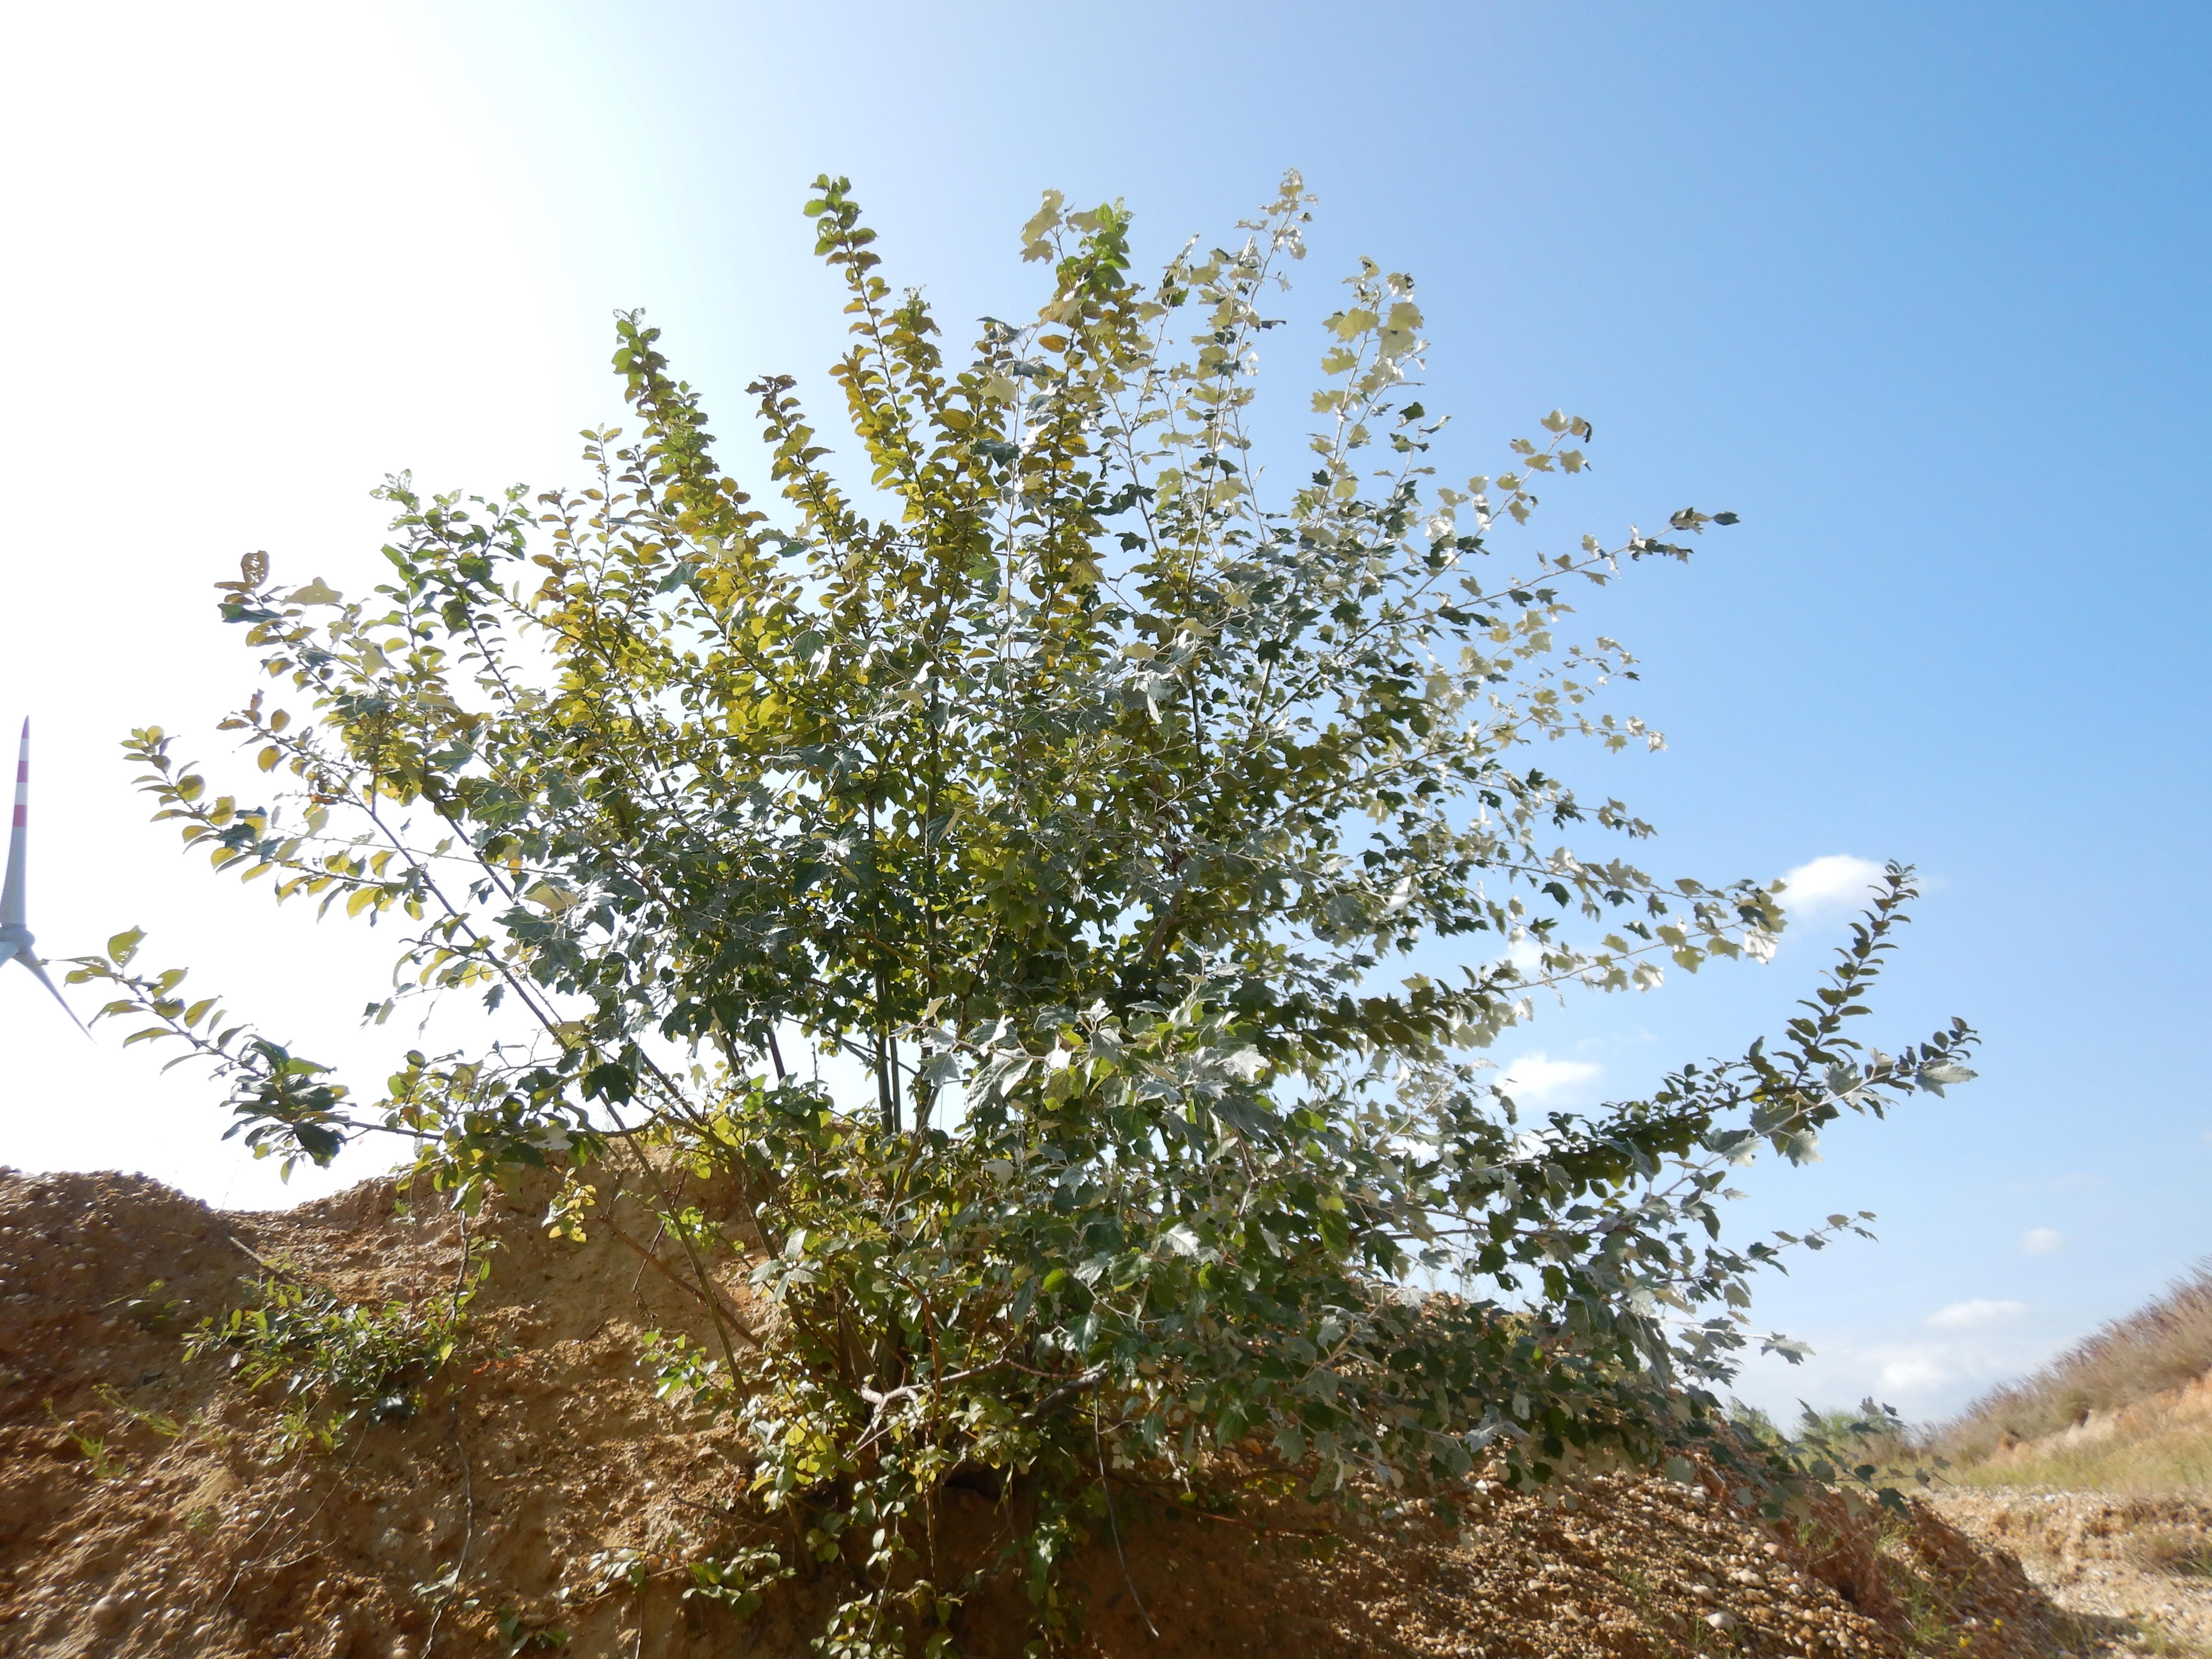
[0,720,88,1032]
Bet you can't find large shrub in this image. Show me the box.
[78,173,1974,1655]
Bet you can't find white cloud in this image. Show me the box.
[1501,937,1546,974]
[1500,1052,1601,1104]
[1778,854,1888,920]
[1731,1327,2056,1420]
[1926,1299,2030,1330]
[2019,1227,2066,1255]
[1876,1348,1951,1392]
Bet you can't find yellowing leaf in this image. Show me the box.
[1019,189,1065,262]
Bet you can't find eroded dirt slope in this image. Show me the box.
[0,1167,2140,1658]
[1933,1492,2212,1651]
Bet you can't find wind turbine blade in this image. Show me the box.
[18,955,90,1037]
[0,720,90,1037]
[1,720,25,930]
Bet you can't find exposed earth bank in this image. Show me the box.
[0,1167,2181,1659]
[1931,1491,2212,1652]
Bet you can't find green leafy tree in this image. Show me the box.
[73,172,1974,1656]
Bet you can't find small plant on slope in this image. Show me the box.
[185,1257,479,1451]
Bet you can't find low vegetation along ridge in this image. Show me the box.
[0,173,2059,1656]
[1940,1262,2212,1495]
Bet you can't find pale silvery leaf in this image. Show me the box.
[1919,1059,1977,1088]
[1159,1224,1201,1258]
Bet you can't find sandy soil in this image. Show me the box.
[0,1165,2163,1659]
[1932,1492,2211,1655]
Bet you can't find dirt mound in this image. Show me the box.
[1931,1492,2212,1652]
[0,1166,2123,1658]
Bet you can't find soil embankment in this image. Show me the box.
[0,1167,2137,1658]
[1933,1491,2211,1651]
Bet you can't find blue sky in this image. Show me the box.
[0,1,2205,1421]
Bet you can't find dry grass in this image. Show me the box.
[2129,1527,2212,1580]
[1947,1421,2212,1495]
[1934,1259,2212,1495]
[1942,1261,2212,1460]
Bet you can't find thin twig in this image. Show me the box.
[599,1219,761,1346]
[424,1407,475,1657]
[1022,1366,1109,1425]
[215,1429,372,1606]
[1094,1394,1157,1639]
[249,1432,373,1576]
